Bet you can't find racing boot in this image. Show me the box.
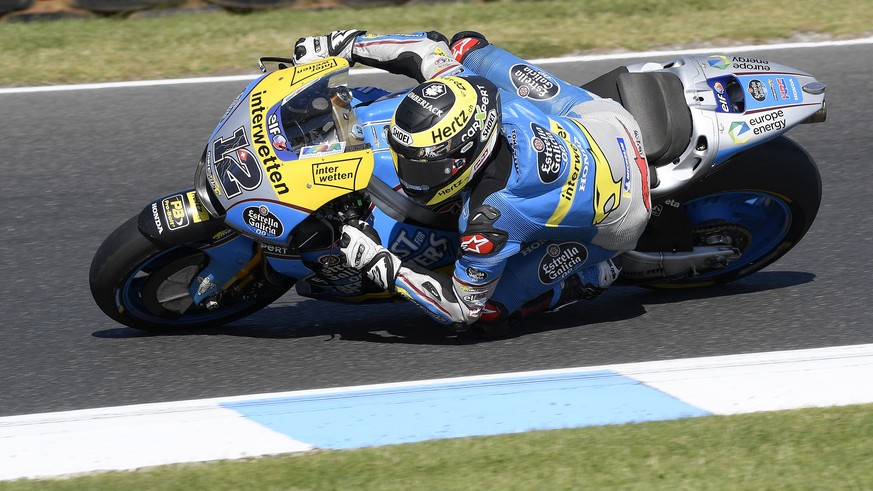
[468,300,516,339]
[551,258,622,312]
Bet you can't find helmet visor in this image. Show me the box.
[395,154,466,194]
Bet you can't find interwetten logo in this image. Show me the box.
[251,90,288,195]
[311,158,362,191]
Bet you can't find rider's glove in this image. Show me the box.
[339,220,401,292]
[449,30,490,63]
[293,30,365,65]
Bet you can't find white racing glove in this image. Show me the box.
[293,29,364,65]
[339,220,401,292]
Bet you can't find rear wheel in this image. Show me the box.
[644,136,821,287]
[650,191,796,287]
[89,215,293,331]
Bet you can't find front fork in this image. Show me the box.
[189,234,264,308]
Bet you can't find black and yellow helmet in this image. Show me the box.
[389,76,501,206]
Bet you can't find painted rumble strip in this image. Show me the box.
[3,344,873,480]
[221,370,708,450]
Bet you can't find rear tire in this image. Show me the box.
[89,215,293,331]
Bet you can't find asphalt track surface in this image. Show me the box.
[1,42,871,418]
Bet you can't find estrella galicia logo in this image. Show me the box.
[748,79,767,102]
[243,205,284,238]
[466,267,488,282]
[728,122,752,144]
[509,63,560,100]
[537,242,588,284]
[530,122,563,184]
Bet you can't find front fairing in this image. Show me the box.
[195,58,374,247]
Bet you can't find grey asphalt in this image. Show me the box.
[0,42,870,417]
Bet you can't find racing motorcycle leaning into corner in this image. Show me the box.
[89,45,825,335]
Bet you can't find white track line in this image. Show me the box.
[2,37,871,95]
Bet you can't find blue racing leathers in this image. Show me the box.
[307,31,652,328]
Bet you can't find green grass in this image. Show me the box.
[2,1,871,488]
[1,0,872,86]
[3,403,873,489]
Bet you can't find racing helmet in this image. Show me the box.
[389,75,501,206]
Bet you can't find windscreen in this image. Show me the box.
[279,72,356,154]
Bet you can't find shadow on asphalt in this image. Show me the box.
[91,271,815,345]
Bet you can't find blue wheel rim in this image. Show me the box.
[681,191,792,281]
[118,247,267,327]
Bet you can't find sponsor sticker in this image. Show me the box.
[466,266,488,282]
[509,63,560,100]
[747,109,786,135]
[186,191,210,224]
[243,205,284,238]
[407,90,446,117]
[151,202,164,234]
[566,119,623,225]
[707,55,731,70]
[261,243,297,259]
[451,37,480,61]
[300,141,346,158]
[748,80,767,102]
[390,125,413,146]
[161,194,189,231]
[422,82,446,99]
[251,90,288,196]
[707,55,771,71]
[537,242,588,284]
[530,122,563,183]
[289,58,339,86]
[545,119,585,227]
[461,234,495,254]
[731,56,771,71]
[728,121,752,144]
[389,229,451,269]
[311,157,361,191]
[708,78,733,112]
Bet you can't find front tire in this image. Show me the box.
[89,215,293,331]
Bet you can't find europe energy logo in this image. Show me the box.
[729,121,752,144]
[708,56,731,70]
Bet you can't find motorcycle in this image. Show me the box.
[89,53,825,331]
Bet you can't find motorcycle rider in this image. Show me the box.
[293,30,651,333]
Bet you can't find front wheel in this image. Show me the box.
[89,215,294,331]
